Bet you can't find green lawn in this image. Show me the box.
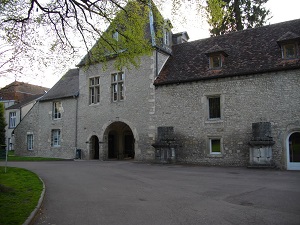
[0,167,43,225]
[0,150,66,161]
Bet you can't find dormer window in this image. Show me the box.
[209,54,222,69]
[277,31,300,60]
[163,29,170,46]
[163,19,172,47]
[282,43,298,59]
[112,31,119,41]
[205,45,228,69]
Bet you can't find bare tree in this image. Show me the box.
[0,0,204,81]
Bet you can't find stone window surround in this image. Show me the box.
[207,136,223,157]
[51,129,61,147]
[9,111,17,128]
[111,71,125,102]
[203,93,224,123]
[89,76,100,105]
[27,132,34,150]
[53,101,62,120]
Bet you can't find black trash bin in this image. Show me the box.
[76,149,81,159]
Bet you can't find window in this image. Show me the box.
[27,134,33,150]
[208,96,221,119]
[53,102,62,119]
[112,31,119,41]
[89,77,100,104]
[209,54,222,68]
[51,129,61,147]
[111,72,124,102]
[163,29,170,46]
[282,43,298,59]
[9,112,16,128]
[210,138,221,154]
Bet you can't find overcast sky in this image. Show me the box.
[1,0,300,89]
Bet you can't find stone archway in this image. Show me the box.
[89,135,100,159]
[287,131,300,170]
[105,121,135,160]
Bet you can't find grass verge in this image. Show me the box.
[0,150,66,161]
[0,167,43,225]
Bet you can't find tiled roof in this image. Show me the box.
[39,69,79,102]
[6,94,44,110]
[155,19,300,86]
[0,81,49,102]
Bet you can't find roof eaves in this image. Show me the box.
[154,66,300,86]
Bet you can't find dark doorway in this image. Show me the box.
[124,134,135,158]
[105,122,135,160]
[108,133,116,159]
[289,132,300,163]
[90,135,99,159]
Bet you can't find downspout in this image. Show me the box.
[74,91,79,151]
[148,0,156,47]
[148,0,158,77]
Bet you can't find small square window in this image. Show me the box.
[210,139,221,154]
[208,96,221,119]
[282,43,297,59]
[210,55,222,68]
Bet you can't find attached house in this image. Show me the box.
[0,81,49,150]
[5,94,44,150]
[14,69,79,158]
[13,3,300,170]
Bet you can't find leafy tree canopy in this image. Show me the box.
[0,0,204,78]
[206,0,271,36]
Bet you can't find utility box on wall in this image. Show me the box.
[249,122,275,167]
[152,127,177,163]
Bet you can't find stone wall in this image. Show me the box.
[154,70,300,168]
[76,50,169,160]
[14,98,78,159]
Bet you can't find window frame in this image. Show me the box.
[51,129,61,147]
[27,134,34,150]
[209,54,222,69]
[163,29,170,46]
[53,101,62,119]
[89,76,100,105]
[281,43,298,59]
[112,31,119,41]
[209,138,222,155]
[9,111,17,128]
[111,72,125,102]
[208,96,221,120]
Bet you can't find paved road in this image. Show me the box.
[2,160,300,225]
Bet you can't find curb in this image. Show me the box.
[23,176,46,225]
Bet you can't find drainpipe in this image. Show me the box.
[148,0,156,47]
[148,0,158,77]
[73,91,79,151]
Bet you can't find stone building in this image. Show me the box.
[13,5,300,170]
[0,81,49,150]
[14,69,79,158]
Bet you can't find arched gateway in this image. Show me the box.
[89,135,100,159]
[103,121,135,160]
